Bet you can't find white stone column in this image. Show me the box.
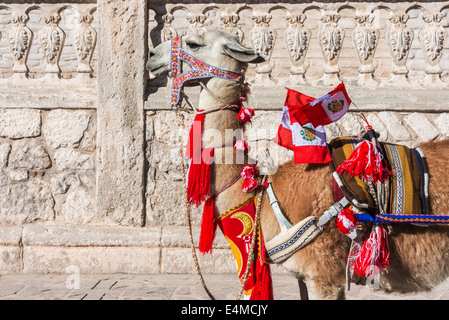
[96,0,148,226]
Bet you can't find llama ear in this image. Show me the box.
[221,38,267,64]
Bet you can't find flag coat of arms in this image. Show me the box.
[274,89,332,164]
[293,82,351,128]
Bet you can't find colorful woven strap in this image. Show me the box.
[357,213,449,224]
[170,36,244,106]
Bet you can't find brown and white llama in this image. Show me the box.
[147,30,449,299]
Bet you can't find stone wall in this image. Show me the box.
[0,0,448,276]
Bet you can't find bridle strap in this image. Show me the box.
[170,36,244,109]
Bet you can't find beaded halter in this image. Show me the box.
[170,36,244,107]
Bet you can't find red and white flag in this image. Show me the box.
[293,82,351,127]
[274,89,332,164]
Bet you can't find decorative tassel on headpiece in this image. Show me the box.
[241,164,259,193]
[236,98,255,124]
[336,140,392,183]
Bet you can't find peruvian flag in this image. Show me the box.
[274,89,332,164]
[293,82,351,127]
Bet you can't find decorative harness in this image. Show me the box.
[170,36,244,109]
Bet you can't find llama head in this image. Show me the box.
[146,30,267,78]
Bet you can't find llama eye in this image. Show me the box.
[186,42,203,51]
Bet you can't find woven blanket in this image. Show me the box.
[329,136,429,216]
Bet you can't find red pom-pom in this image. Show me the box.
[241,164,258,179]
[336,140,393,183]
[336,208,359,235]
[237,107,255,124]
[242,178,259,192]
[234,139,249,152]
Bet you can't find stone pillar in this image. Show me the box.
[96,0,147,226]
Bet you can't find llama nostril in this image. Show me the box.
[149,49,156,58]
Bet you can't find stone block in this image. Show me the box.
[0,247,22,274]
[403,113,439,142]
[435,113,449,138]
[54,148,94,170]
[377,111,411,142]
[0,178,54,225]
[61,187,95,224]
[0,143,11,168]
[43,109,91,149]
[9,141,52,170]
[23,246,160,274]
[0,109,41,139]
[0,226,22,245]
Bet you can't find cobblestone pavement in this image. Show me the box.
[1,273,449,300]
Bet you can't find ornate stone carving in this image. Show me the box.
[220,13,243,43]
[386,13,413,83]
[353,13,379,85]
[8,12,33,77]
[74,11,97,77]
[185,13,207,35]
[250,13,276,83]
[419,10,447,86]
[284,12,310,85]
[161,14,177,42]
[317,12,344,85]
[40,12,65,78]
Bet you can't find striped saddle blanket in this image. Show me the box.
[329,136,430,216]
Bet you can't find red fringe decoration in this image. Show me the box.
[199,195,217,255]
[250,262,273,300]
[237,107,255,124]
[187,147,214,207]
[336,140,392,183]
[353,225,390,278]
[336,208,359,235]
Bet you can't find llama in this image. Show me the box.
[147,30,449,299]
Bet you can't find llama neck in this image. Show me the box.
[197,79,250,198]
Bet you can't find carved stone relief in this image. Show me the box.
[353,12,379,85]
[419,10,447,86]
[40,12,66,78]
[8,12,33,77]
[74,10,97,78]
[317,12,344,85]
[284,12,310,85]
[386,13,413,84]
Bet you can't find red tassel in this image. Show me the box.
[250,262,273,300]
[336,208,359,235]
[234,139,249,152]
[336,140,392,183]
[242,178,259,193]
[237,107,255,124]
[353,225,390,278]
[187,148,214,207]
[199,195,217,255]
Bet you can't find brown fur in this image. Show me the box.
[147,31,449,299]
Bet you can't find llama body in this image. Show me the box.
[147,30,449,299]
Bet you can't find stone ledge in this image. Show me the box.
[22,246,160,274]
[146,87,449,113]
[22,225,162,247]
